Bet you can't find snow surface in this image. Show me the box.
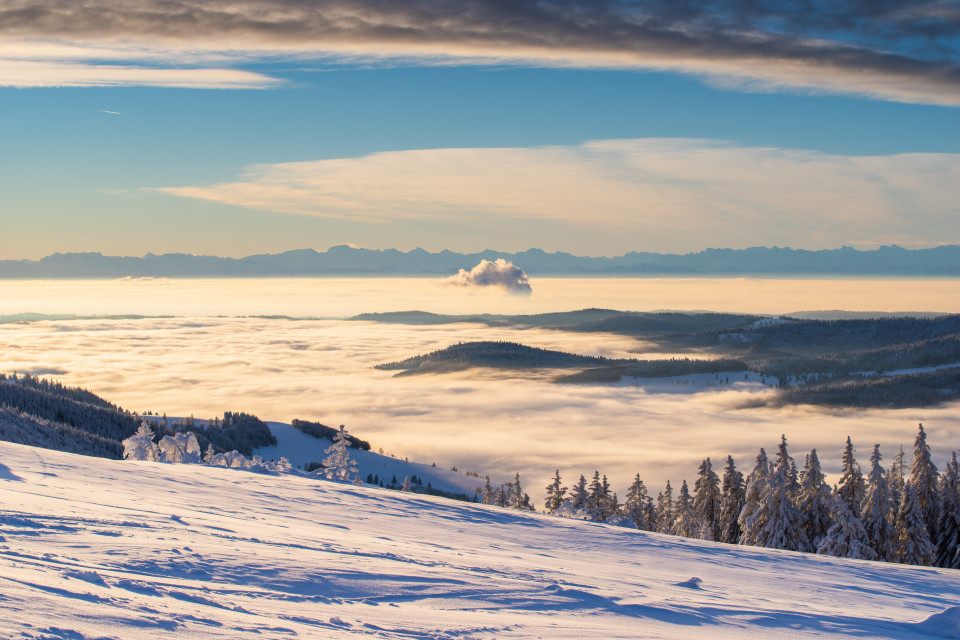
[2,441,959,639]
[255,422,484,495]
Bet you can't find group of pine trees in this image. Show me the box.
[534,424,958,569]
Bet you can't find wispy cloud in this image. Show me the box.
[154,139,960,252]
[1,1,958,102]
[0,59,281,89]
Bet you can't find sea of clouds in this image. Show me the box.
[3,316,957,494]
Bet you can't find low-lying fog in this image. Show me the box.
[3,316,957,494]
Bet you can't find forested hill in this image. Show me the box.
[376,341,626,375]
[376,341,746,379]
[0,374,276,459]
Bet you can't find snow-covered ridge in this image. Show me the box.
[1,441,959,640]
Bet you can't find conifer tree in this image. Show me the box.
[861,444,897,562]
[482,477,494,505]
[203,444,216,465]
[886,445,906,516]
[910,423,941,543]
[322,425,359,483]
[717,455,745,544]
[544,469,567,514]
[896,481,935,566]
[601,475,616,520]
[622,474,652,530]
[569,474,588,512]
[837,436,865,518]
[671,480,700,538]
[586,471,605,521]
[817,498,877,560]
[656,480,674,534]
[775,435,799,497]
[752,438,810,552]
[493,485,507,508]
[401,476,413,492]
[796,449,833,549]
[936,452,960,569]
[738,448,771,545]
[509,473,528,510]
[693,457,721,541]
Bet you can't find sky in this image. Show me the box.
[1,0,958,259]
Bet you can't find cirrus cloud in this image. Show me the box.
[0,0,958,103]
[153,138,960,252]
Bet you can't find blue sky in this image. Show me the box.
[1,0,958,259]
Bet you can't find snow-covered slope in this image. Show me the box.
[255,421,486,496]
[2,441,959,640]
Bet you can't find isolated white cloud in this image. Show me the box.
[155,139,960,252]
[444,259,532,295]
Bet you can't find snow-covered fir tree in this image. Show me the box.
[655,480,674,534]
[322,425,359,483]
[622,474,652,530]
[203,444,216,465]
[508,473,534,511]
[886,445,906,516]
[569,474,588,512]
[775,435,799,497]
[936,452,960,569]
[122,422,160,462]
[837,436,865,518]
[738,448,771,546]
[717,455,745,544]
[544,469,567,514]
[482,477,494,505]
[796,449,833,550]
[601,475,617,520]
[693,457,721,541]
[401,476,413,492]
[671,480,700,538]
[910,423,941,544]
[860,444,897,562]
[896,481,936,566]
[585,471,606,521]
[751,438,810,552]
[817,497,877,560]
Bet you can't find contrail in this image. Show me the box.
[99,110,122,115]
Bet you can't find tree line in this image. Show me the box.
[502,424,957,569]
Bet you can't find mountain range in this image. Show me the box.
[1,244,958,278]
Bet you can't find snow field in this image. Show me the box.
[1,441,959,640]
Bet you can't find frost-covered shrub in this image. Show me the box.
[158,432,201,464]
[122,422,160,462]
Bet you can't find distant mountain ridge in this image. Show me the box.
[1,244,958,278]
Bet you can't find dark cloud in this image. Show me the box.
[1,0,958,103]
[445,259,533,295]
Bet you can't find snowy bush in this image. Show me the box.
[122,422,160,462]
[158,432,202,464]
